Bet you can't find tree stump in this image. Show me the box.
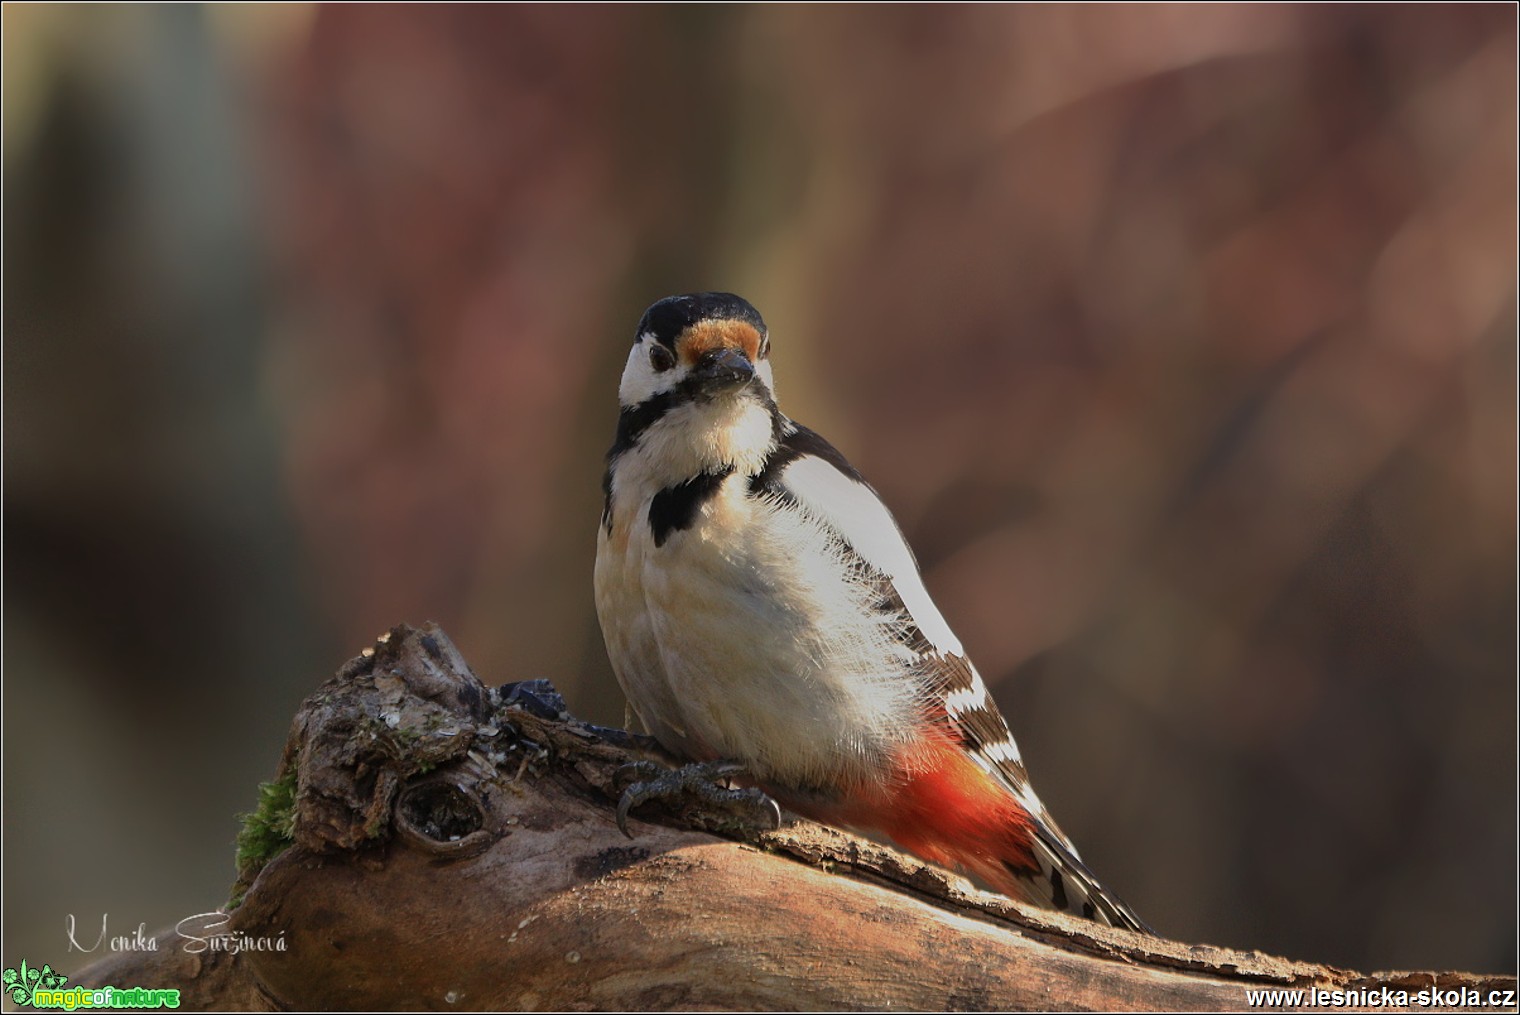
[67,625,1516,1011]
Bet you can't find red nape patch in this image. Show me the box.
[834,739,1040,897]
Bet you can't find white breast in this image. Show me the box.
[595,473,921,791]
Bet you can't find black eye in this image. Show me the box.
[758,334,770,359]
[648,344,675,372]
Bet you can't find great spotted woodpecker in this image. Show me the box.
[594,292,1149,932]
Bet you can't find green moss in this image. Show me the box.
[233,770,298,886]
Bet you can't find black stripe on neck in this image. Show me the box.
[600,465,615,533]
[649,468,733,547]
[609,391,676,459]
[603,391,784,535]
[747,421,865,498]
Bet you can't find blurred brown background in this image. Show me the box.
[4,4,1514,978]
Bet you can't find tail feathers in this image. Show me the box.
[1008,827,1151,934]
[822,740,1151,933]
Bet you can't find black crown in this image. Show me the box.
[636,292,767,348]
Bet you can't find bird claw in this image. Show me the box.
[614,759,782,839]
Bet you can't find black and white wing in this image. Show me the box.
[750,421,1149,932]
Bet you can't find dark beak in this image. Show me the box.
[692,347,755,393]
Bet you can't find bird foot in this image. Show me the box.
[615,759,782,839]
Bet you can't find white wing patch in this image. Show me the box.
[942,666,995,718]
[776,455,964,658]
[977,738,1024,766]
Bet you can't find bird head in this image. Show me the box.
[618,292,774,410]
[610,293,781,482]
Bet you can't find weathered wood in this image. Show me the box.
[69,625,1515,1011]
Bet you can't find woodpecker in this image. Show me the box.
[594,292,1149,932]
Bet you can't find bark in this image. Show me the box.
[69,624,1516,1011]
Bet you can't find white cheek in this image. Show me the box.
[619,343,686,406]
[755,359,776,396]
[617,346,653,405]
